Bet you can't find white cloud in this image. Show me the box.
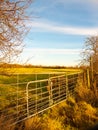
[23,48,81,55]
[20,48,81,66]
[28,20,98,36]
[21,48,80,66]
[56,0,98,5]
[55,0,98,15]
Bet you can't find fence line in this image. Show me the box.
[0,72,83,126]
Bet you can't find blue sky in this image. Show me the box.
[20,0,98,66]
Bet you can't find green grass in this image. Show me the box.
[0,67,82,84]
[0,67,82,118]
[0,67,82,74]
[0,67,98,130]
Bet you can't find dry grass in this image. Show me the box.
[0,115,15,130]
[75,79,98,107]
[0,69,98,130]
[24,116,42,130]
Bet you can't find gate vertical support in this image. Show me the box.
[48,79,53,106]
[66,74,69,98]
[16,74,19,120]
[58,77,60,100]
[35,79,37,113]
[26,83,29,117]
[48,79,51,106]
[87,69,90,88]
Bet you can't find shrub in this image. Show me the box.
[24,116,42,130]
[0,115,15,130]
[75,79,98,107]
[42,115,65,130]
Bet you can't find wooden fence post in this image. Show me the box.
[87,69,90,88]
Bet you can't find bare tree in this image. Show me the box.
[0,0,32,63]
[81,36,98,87]
[81,36,98,71]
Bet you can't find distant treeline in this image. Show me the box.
[0,63,80,69]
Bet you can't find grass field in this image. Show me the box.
[0,67,82,94]
[0,67,82,121]
[0,67,82,85]
[0,67,98,130]
[0,67,82,74]
[0,67,81,104]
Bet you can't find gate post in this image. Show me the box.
[48,79,53,106]
[87,69,90,88]
[16,74,19,120]
[26,83,29,117]
[66,74,69,98]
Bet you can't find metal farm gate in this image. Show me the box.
[0,72,83,126]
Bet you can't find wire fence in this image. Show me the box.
[0,72,83,126]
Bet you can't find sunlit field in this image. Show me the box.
[0,66,84,130]
[0,67,98,130]
[0,67,82,111]
[0,66,82,74]
[0,66,82,85]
